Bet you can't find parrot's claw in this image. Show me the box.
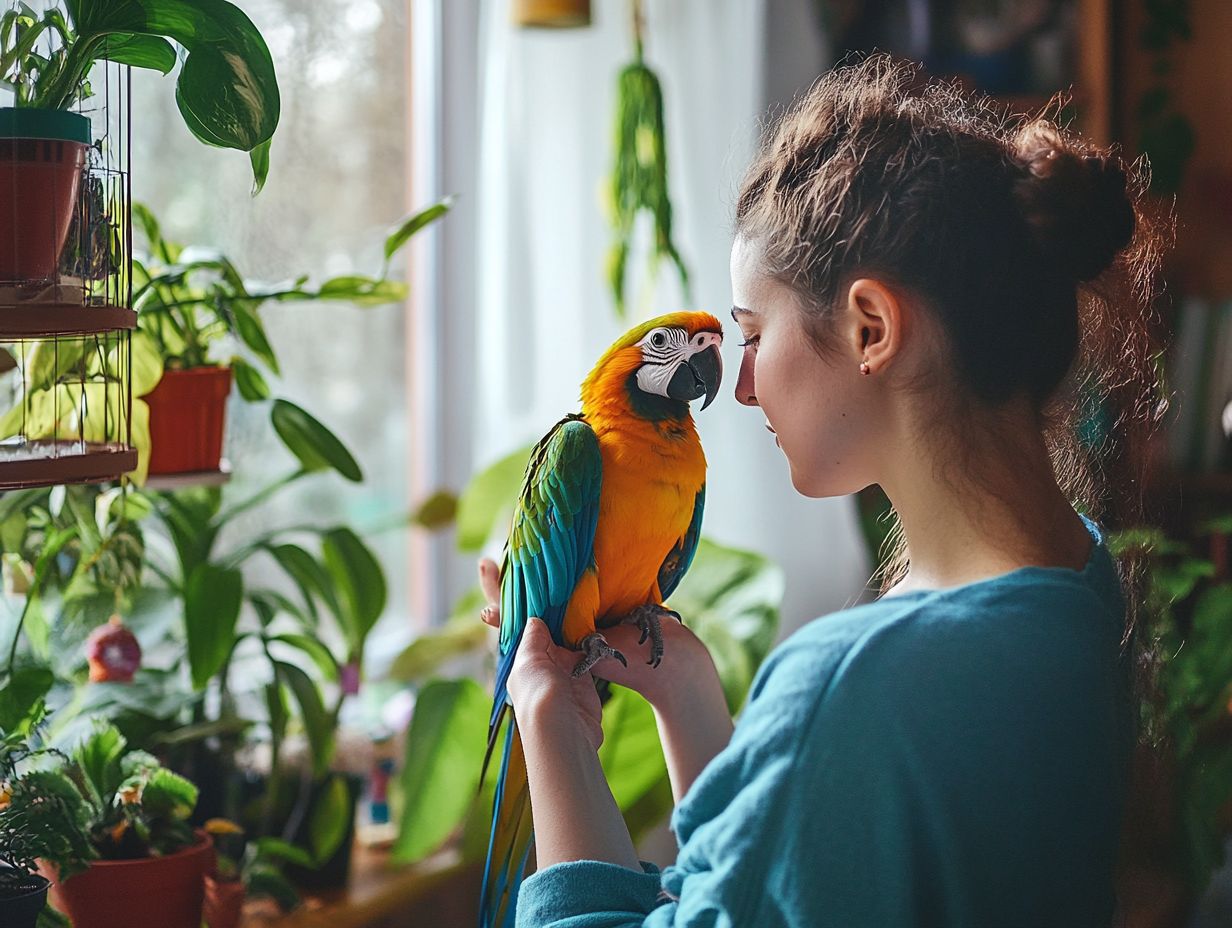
[624,604,681,669]
[571,633,627,678]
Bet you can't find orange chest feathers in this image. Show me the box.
[589,425,705,622]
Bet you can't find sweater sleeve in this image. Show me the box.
[514,638,838,928]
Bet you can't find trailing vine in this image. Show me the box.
[605,0,690,317]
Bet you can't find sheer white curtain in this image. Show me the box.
[466,0,871,640]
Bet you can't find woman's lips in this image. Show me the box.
[765,421,779,447]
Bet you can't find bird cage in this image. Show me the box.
[0,53,135,490]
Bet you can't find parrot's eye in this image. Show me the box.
[651,331,667,348]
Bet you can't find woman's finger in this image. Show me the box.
[478,558,502,628]
[478,557,502,605]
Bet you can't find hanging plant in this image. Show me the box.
[605,0,689,317]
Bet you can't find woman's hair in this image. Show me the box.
[735,53,1174,740]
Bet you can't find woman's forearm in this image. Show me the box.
[519,700,641,871]
[650,657,734,803]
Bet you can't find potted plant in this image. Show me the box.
[137,450,387,888]
[132,198,449,475]
[201,817,302,928]
[0,0,279,283]
[0,706,83,928]
[0,718,210,928]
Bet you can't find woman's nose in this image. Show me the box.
[735,355,758,407]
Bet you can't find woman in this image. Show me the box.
[478,53,1169,927]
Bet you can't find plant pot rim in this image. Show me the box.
[161,364,233,376]
[74,829,212,871]
[0,107,90,144]
[0,871,50,901]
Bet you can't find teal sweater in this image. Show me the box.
[516,513,1134,927]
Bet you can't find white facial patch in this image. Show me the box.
[635,327,723,398]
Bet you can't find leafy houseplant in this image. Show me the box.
[132,198,448,475]
[1111,516,1232,903]
[0,720,209,928]
[0,710,80,928]
[0,0,280,282]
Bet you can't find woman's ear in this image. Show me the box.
[845,278,903,375]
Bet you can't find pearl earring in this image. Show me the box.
[859,359,871,375]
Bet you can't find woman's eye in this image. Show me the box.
[739,335,759,349]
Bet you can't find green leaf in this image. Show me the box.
[25,338,86,393]
[0,664,54,732]
[598,685,668,810]
[383,198,452,265]
[184,563,243,690]
[95,32,176,73]
[132,202,178,263]
[269,633,339,682]
[243,863,300,911]
[391,677,489,864]
[139,767,198,820]
[123,330,165,398]
[388,591,489,683]
[249,137,272,196]
[308,774,351,865]
[66,0,281,173]
[274,660,333,776]
[154,487,221,576]
[266,543,338,621]
[315,276,408,308]
[231,356,270,401]
[456,445,533,552]
[73,722,127,808]
[669,538,784,714]
[411,490,458,530]
[321,527,385,656]
[231,301,278,374]
[264,681,288,745]
[254,836,314,868]
[270,400,362,482]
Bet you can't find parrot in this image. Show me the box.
[478,310,724,928]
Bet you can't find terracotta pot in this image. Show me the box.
[0,873,50,928]
[40,830,213,928]
[203,873,245,928]
[0,107,90,283]
[512,0,590,27]
[146,366,233,475]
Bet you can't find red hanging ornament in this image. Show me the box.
[86,615,142,683]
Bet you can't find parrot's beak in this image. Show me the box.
[666,342,723,411]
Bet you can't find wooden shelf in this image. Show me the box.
[241,845,481,928]
[0,440,136,489]
[0,303,136,338]
[144,460,233,491]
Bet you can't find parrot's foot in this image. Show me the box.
[623,604,681,669]
[571,633,627,678]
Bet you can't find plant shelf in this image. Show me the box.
[143,460,233,491]
[0,439,136,489]
[0,302,136,338]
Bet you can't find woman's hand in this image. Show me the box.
[505,615,605,751]
[479,557,736,803]
[477,558,715,713]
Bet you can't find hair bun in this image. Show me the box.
[1011,124,1136,283]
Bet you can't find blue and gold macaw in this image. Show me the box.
[478,311,723,928]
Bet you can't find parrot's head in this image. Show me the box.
[581,311,724,420]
